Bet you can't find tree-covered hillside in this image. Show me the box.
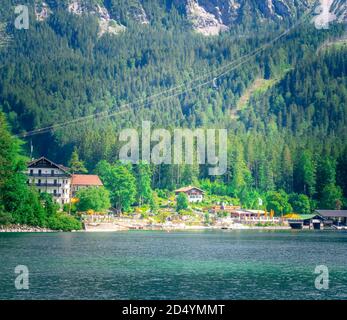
[0,0,346,211]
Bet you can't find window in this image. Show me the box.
[38,179,41,185]
[54,190,57,195]
[30,169,33,175]
[38,169,42,176]
[51,170,54,176]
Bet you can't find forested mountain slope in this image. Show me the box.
[0,0,346,207]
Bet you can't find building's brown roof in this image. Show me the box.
[28,156,70,173]
[175,186,204,194]
[71,174,103,186]
[58,164,70,172]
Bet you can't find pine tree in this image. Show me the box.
[295,151,316,197]
[316,156,336,198]
[69,148,88,174]
[320,184,343,210]
[229,142,252,196]
[264,56,275,80]
[136,162,153,206]
[281,145,293,193]
[337,148,347,198]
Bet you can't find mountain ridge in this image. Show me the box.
[32,0,346,37]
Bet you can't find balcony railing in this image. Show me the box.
[28,173,69,178]
[35,183,62,187]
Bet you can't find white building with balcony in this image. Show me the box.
[27,156,104,206]
[27,157,72,205]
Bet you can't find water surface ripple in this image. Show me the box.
[0,230,346,300]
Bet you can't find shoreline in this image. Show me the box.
[83,221,292,232]
[0,223,292,233]
[0,224,56,233]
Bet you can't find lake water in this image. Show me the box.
[0,230,346,300]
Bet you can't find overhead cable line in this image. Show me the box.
[17,8,314,139]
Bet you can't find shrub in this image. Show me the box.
[154,211,171,223]
[0,208,12,226]
[76,187,111,213]
[176,192,189,212]
[48,213,82,232]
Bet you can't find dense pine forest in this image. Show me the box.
[0,0,346,224]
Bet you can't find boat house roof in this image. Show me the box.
[316,210,347,218]
[299,214,319,220]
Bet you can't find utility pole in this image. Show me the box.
[68,169,74,216]
[30,140,34,160]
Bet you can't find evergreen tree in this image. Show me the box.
[281,145,293,193]
[229,142,252,196]
[320,184,344,210]
[135,162,153,206]
[336,148,347,198]
[181,164,199,187]
[295,151,316,197]
[69,148,88,173]
[316,156,336,198]
[264,56,275,80]
[150,191,159,213]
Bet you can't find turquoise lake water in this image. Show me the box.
[0,230,346,300]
